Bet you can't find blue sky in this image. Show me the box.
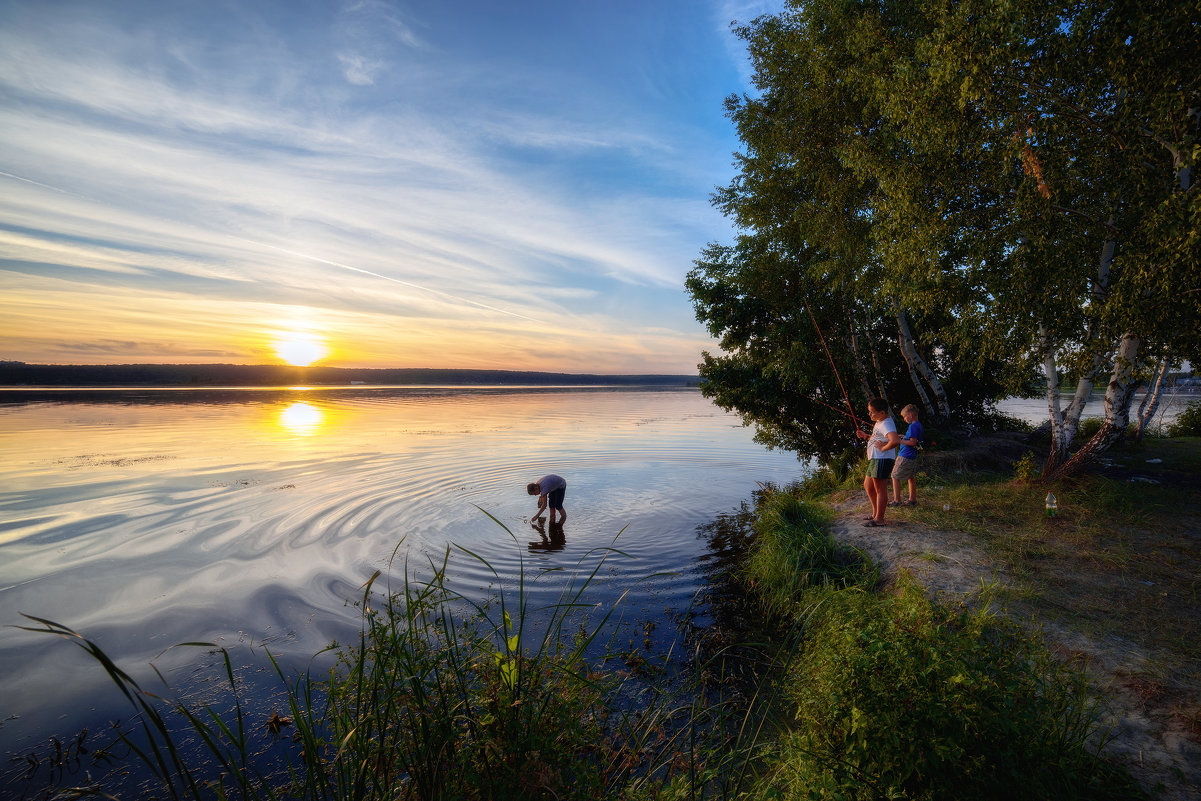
[0,0,784,373]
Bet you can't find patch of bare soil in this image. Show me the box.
[829,492,1201,801]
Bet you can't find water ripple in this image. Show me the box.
[0,388,804,753]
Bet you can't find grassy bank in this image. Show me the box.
[785,427,1201,799]
[738,490,1146,800]
[14,543,728,800]
[904,445,1201,666]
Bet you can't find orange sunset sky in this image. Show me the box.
[1,0,786,373]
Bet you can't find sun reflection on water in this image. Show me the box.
[278,401,325,436]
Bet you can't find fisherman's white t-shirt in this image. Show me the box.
[868,418,897,460]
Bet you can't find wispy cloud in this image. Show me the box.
[713,0,790,87]
[0,0,754,371]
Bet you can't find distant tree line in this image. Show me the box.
[0,362,699,388]
[687,0,1199,475]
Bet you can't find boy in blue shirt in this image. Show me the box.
[891,404,924,506]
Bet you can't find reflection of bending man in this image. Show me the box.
[526,474,567,524]
[529,518,566,552]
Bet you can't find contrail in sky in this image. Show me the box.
[0,170,87,198]
[0,169,542,324]
[240,239,543,324]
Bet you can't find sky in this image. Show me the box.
[0,0,786,374]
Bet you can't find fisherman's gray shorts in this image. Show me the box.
[891,455,919,481]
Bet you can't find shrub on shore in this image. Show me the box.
[742,489,877,617]
[1168,401,1201,437]
[754,581,1145,800]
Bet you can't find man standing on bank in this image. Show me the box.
[855,398,900,527]
[527,474,567,524]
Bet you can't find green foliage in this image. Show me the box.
[690,0,1201,471]
[1077,417,1138,442]
[1077,417,1104,440]
[742,490,878,617]
[1013,450,1040,482]
[758,581,1146,801]
[971,411,1035,436]
[1168,401,1201,437]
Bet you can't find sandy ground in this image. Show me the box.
[829,494,1201,801]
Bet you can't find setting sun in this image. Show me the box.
[273,335,328,367]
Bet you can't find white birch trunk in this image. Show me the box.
[896,309,950,419]
[1049,332,1142,480]
[1136,355,1171,441]
[1104,332,1141,432]
[895,314,935,418]
[847,325,876,405]
[1063,234,1117,439]
[867,334,891,408]
[1040,321,1070,471]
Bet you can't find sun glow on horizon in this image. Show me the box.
[273,334,328,367]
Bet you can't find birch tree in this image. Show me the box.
[689,0,1198,473]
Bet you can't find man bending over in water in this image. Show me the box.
[527,474,567,524]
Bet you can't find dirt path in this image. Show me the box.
[830,495,1201,801]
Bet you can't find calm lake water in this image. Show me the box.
[997,391,1193,432]
[0,386,808,765]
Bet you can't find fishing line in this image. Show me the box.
[807,394,861,421]
[801,297,862,431]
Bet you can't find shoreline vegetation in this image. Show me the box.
[10,416,1199,799]
[794,427,1201,801]
[0,362,699,388]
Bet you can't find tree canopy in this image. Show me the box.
[688,0,1200,472]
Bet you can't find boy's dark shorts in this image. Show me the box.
[547,486,566,510]
[892,455,919,481]
[867,458,894,480]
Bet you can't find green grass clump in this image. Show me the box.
[742,489,877,616]
[754,580,1146,801]
[322,562,621,800]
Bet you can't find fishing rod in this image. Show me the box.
[801,298,864,432]
[806,394,862,423]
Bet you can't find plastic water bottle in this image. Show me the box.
[1045,492,1057,518]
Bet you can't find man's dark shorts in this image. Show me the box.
[547,485,566,509]
[867,458,894,480]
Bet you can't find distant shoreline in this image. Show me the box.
[0,362,701,388]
